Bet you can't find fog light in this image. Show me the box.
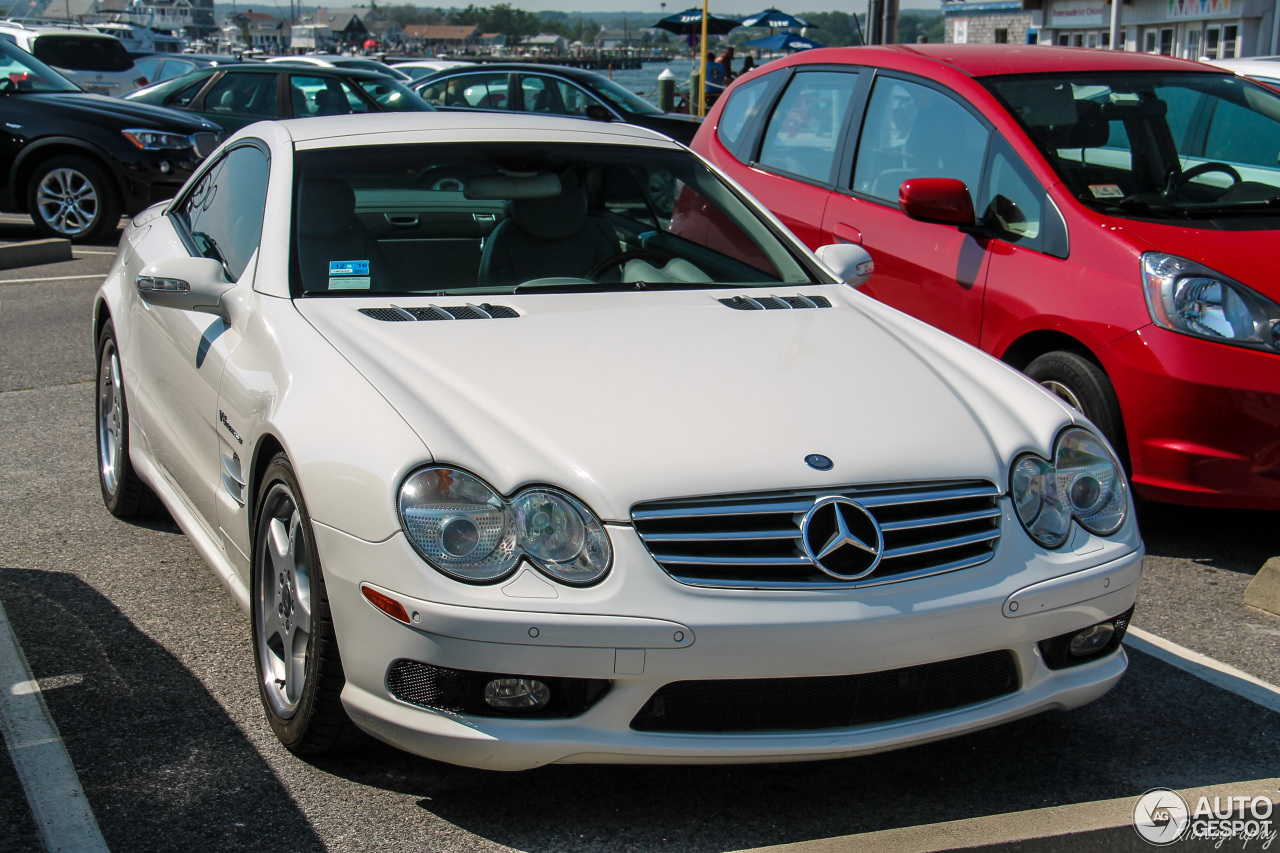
[159,160,171,174]
[484,677,550,710]
[1069,623,1115,657]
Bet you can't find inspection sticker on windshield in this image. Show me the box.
[329,259,371,290]
[1088,184,1124,199]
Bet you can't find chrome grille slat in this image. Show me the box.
[632,480,1003,589]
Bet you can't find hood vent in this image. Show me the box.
[359,303,519,322]
[719,294,831,311]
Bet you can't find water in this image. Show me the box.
[608,59,697,104]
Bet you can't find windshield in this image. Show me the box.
[355,76,431,110]
[33,35,134,72]
[985,71,1280,217]
[0,38,81,92]
[335,58,411,80]
[291,142,816,296]
[591,74,666,115]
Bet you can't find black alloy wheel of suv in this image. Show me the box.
[0,39,222,242]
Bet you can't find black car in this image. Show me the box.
[0,38,221,242]
[125,64,431,133]
[414,63,699,144]
[132,53,254,88]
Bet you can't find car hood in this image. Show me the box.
[297,287,1075,521]
[20,92,219,133]
[1110,216,1280,301]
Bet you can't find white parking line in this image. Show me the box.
[1124,625,1280,714]
[72,250,118,257]
[0,599,110,853]
[0,274,105,284]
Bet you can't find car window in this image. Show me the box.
[521,75,556,112]
[717,73,775,156]
[133,57,162,83]
[758,70,860,185]
[0,41,80,92]
[1202,89,1280,168]
[158,58,196,82]
[173,146,270,281]
[419,72,510,109]
[165,76,211,108]
[854,78,989,202]
[355,76,429,111]
[204,72,278,119]
[978,138,1044,248]
[32,35,133,72]
[291,74,369,116]
[552,80,603,116]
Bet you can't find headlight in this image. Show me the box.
[1143,252,1280,353]
[122,129,195,151]
[398,467,612,585]
[1010,428,1128,548]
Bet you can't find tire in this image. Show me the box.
[252,454,360,755]
[95,320,161,518]
[27,155,121,243]
[1024,350,1129,468]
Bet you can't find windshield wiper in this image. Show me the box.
[513,278,747,294]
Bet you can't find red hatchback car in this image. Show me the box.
[693,44,1280,510]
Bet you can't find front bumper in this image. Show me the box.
[1102,325,1280,510]
[316,513,1143,771]
[116,147,207,215]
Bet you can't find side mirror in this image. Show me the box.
[585,104,615,123]
[815,243,874,288]
[136,256,233,319]
[899,178,976,226]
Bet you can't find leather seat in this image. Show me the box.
[476,172,619,287]
[296,177,389,292]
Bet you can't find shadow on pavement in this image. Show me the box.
[0,568,324,853]
[1137,502,1277,576]
[302,649,1280,853]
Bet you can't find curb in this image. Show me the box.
[1243,556,1280,617]
[0,239,72,271]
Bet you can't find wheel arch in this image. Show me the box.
[1000,330,1105,374]
[248,431,287,538]
[11,138,126,215]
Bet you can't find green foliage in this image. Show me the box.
[898,11,945,44]
[795,11,863,47]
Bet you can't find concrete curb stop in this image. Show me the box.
[1243,557,1280,617]
[0,239,72,271]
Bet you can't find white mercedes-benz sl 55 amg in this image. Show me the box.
[93,113,1143,771]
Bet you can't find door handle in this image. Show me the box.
[385,214,419,228]
[831,222,862,244]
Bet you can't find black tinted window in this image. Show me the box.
[33,36,133,72]
[174,146,270,280]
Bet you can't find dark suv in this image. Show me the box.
[0,38,222,242]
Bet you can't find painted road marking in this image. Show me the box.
[0,274,105,284]
[1125,625,1280,714]
[0,599,110,853]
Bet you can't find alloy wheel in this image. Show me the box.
[36,167,99,237]
[255,485,314,720]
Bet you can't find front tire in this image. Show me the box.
[28,155,121,243]
[1025,350,1129,468]
[96,320,160,518]
[252,454,358,754]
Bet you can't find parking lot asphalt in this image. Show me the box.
[0,219,1277,853]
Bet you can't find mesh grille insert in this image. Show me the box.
[631,650,1020,733]
[386,659,610,718]
[632,480,1003,589]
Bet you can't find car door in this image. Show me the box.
[736,68,865,249]
[823,74,992,345]
[129,143,270,529]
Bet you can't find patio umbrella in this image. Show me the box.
[739,8,814,29]
[650,7,741,36]
[743,31,824,51]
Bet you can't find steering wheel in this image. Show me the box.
[414,166,469,192]
[587,249,675,280]
[1164,161,1241,198]
[0,77,14,94]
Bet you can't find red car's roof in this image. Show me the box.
[772,44,1219,78]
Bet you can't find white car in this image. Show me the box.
[1201,56,1280,88]
[390,58,476,80]
[264,54,413,81]
[0,21,145,96]
[93,113,1144,771]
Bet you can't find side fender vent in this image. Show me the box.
[360,304,519,322]
[719,294,832,311]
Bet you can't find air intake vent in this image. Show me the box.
[359,303,518,322]
[632,480,1002,589]
[719,294,832,311]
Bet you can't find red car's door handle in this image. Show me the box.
[831,223,862,244]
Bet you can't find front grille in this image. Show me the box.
[386,659,610,718]
[719,294,831,310]
[1038,607,1134,670]
[192,132,221,159]
[631,650,1020,733]
[632,480,1002,589]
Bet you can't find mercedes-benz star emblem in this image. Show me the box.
[800,496,884,580]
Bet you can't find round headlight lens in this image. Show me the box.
[1011,428,1128,547]
[398,467,519,582]
[511,489,612,585]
